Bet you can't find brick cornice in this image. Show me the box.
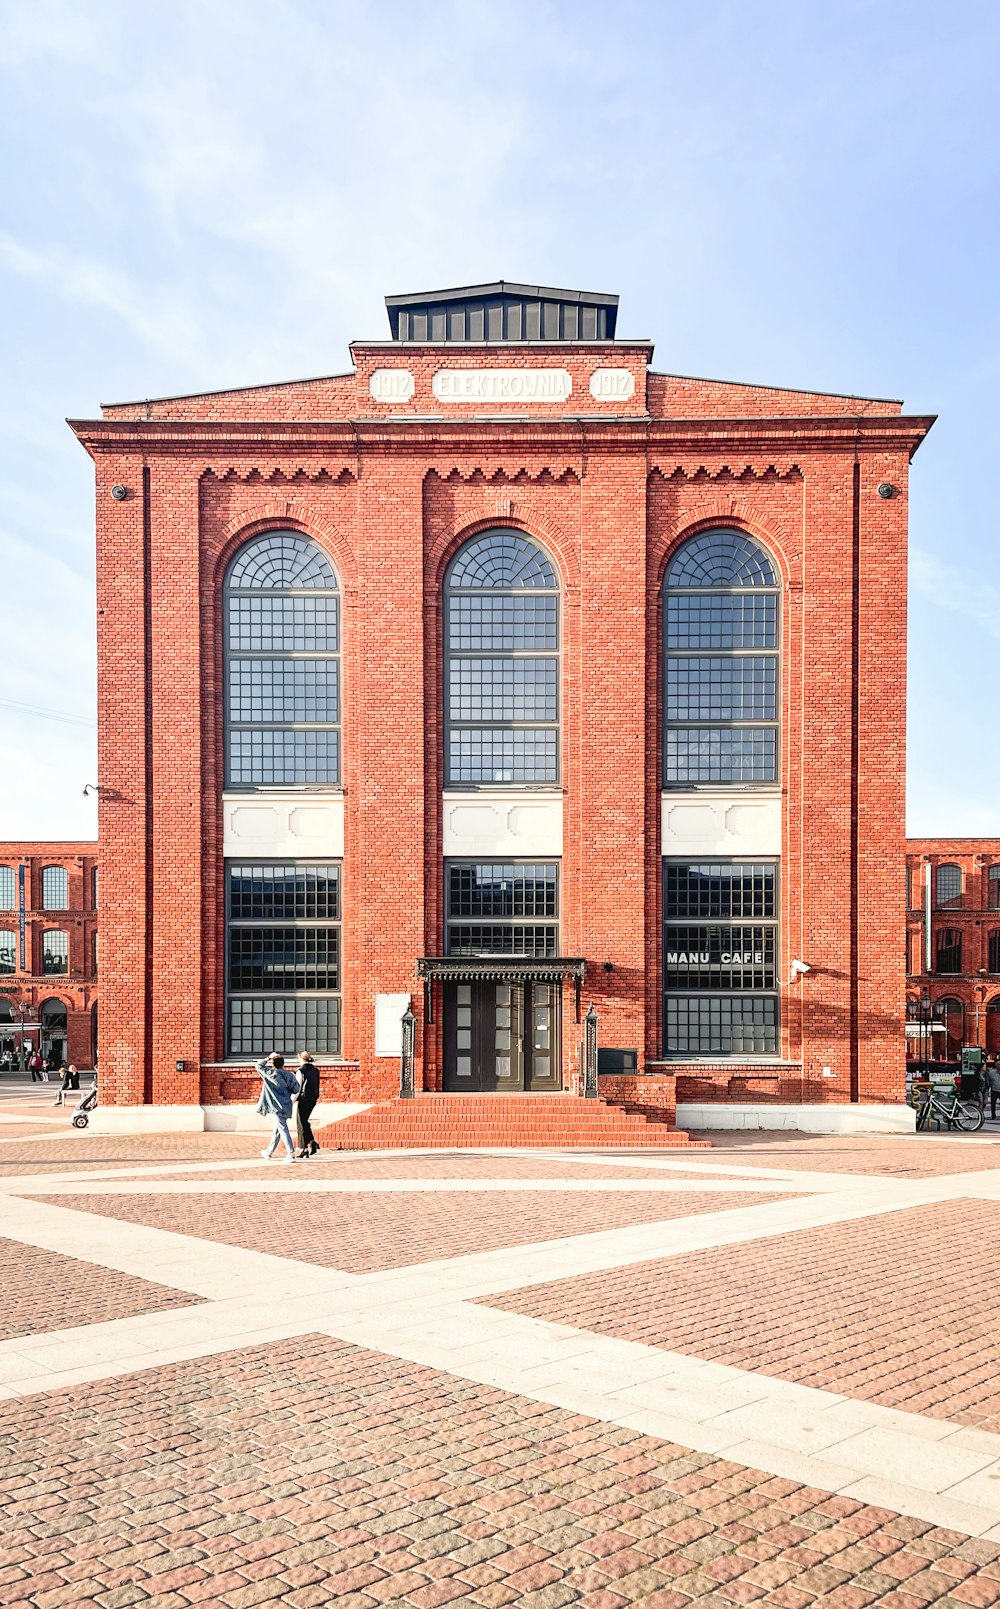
[67,413,936,460]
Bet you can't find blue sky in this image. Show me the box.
[1,0,997,840]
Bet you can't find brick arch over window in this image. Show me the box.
[652,507,796,595]
[431,506,579,594]
[443,527,561,788]
[213,503,358,593]
[223,530,341,788]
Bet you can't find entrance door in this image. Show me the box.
[443,981,561,1092]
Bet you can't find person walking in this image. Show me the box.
[985,1060,1000,1122]
[295,1051,320,1159]
[255,1052,299,1163]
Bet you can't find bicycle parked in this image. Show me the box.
[909,1078,984,1132]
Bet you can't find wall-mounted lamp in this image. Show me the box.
[175,1060,186,1072]
[110,485,128,501]
[787,959,812,984]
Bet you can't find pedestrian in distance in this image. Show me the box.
[53,1062,72,1107]
[255,1052,299,1163]
[985,1060,1000,1122]
[295,1050,320,1159]
[29,1050,42,1083]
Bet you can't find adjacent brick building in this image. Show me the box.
[906,840,1000,1062]
[67,280,934,1133]
[0,844,99,1069]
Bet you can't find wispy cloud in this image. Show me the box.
[910,547,1000,643]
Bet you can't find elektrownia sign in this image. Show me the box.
[432,368,573,403]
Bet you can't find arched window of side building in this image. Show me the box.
[444,529,560,786]
[990,867,1000,910]
[662,529,781,1059]
[224,531,340,787]
[935,864,962,909]
[0,866,13,909]
[41,866,68,910]
[935,928,963,975]
[988,999,1000,1058]
[989,931,1000,975]
[42,931,69,975]
[937,996,965,1061]
[0,929,16,974]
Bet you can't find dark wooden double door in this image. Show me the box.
[443,980,561,1092]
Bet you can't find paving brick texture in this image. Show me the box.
[0,1237,201,1341]
[29,1190,790,1274]
[696,1134,1000,1177]
[483,1200,1000,1433]
[0,1134,263,1177]
[1,1335,997,1608]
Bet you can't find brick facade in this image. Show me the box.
[906,839,1000,1060]
[0,843,99,1069]
[67,286,933,1117]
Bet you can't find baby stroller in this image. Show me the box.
[72,1083,98,1129]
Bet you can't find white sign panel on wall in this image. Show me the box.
[374,993,411,1057]
[589,367,636,401]
[369,368,415,403]
[432,369,573,403]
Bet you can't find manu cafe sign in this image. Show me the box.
[665,947,765,966]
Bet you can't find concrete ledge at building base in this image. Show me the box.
[676,1101,917,1135]
[88,1102,370,1135]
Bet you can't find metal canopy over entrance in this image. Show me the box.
[418,957,585,1095]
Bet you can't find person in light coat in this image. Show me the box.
[255,1053,299,1163]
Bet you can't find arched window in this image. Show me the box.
[91,868,99,909]
[444,529,560,786]
[988,999,1000,1057]
[937,996,964,1060]
[990,867,1000,910]
[664,529,780,786]
[936,928,963,975]
[41,866,68,910]
[935,864,962,908]
[989,931,1000,975]
[0,866,13,908]
[0,930,15,974]
[224,531,340,787]
[42,930,69,975]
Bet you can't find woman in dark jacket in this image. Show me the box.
[295,1051,320,1158]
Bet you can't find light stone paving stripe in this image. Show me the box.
[23,1176,807,1197]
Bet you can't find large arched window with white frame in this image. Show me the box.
[444,528,560,787]
[224,530,340,788]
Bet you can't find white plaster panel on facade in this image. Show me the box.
[223,793,345,857]
[432,368,572,404]
[375,994,412,1057]
[662,791,781,856]
[369,367,414,403]
[442,792,563,856]
[589,367,636,401]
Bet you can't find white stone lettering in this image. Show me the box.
[589,367,636,401]
[432,369,573,404]
[369,368,415,403]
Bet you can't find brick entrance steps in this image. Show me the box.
[313,1093,711,1150]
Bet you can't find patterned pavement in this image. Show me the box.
[4,1087,1000,1605]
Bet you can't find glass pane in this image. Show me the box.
[229,865,340,921]
[228,595,339,652]
[42,932,69,974]
[229,729,341,785]
[666,593,776,650]
[0,932,16,974]
[228,995,341,1055]
[665,863,776,920]
[229,659,340,723]
[664,994,778,1056]
[228,926,340,991]
[448,530,558,591]
[0,868,13,908]
[449,657,557,722]
[665,727,776,785]
[42,868,68,910]
[448,728,557,785]
[227,532,338,592]
[447,863,558,920]
[448,594,557,651]
[665,656,776,721]
[447,925,558,957]
[666,530,777,588]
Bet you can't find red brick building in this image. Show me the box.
[68,281,933,1134]
[906,840,1000,1062]
[0,844,99,1069]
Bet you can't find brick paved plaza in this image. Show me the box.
[4,1090,1000,1607]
